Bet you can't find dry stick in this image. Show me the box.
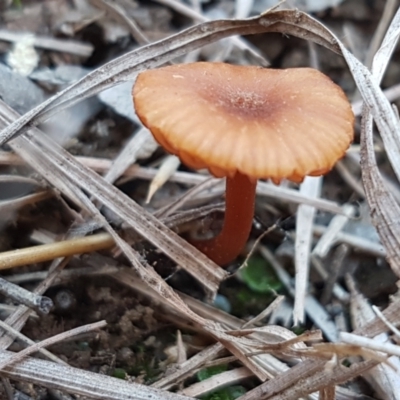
[0,278,53,314]
[0,233,115,270]
[0,319,67,366]
[0,320,106,372]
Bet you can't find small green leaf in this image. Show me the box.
[201,385,246,400]
[197,365,228,381]
[112,368,127,379]
[240,257,282,293]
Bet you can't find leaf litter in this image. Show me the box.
[0,0,400,399]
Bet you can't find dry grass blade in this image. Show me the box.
[294,176,322,324]
[335,7,400,278]
[0,349,193,400]
[0,9,340,145]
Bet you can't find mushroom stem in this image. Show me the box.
[193,172,256,266]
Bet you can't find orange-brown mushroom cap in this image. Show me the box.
[133,62,354,183]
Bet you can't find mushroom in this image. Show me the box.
[132,62,354,266]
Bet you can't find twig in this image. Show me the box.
[0,233,115,270]
[0,278,53,314]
